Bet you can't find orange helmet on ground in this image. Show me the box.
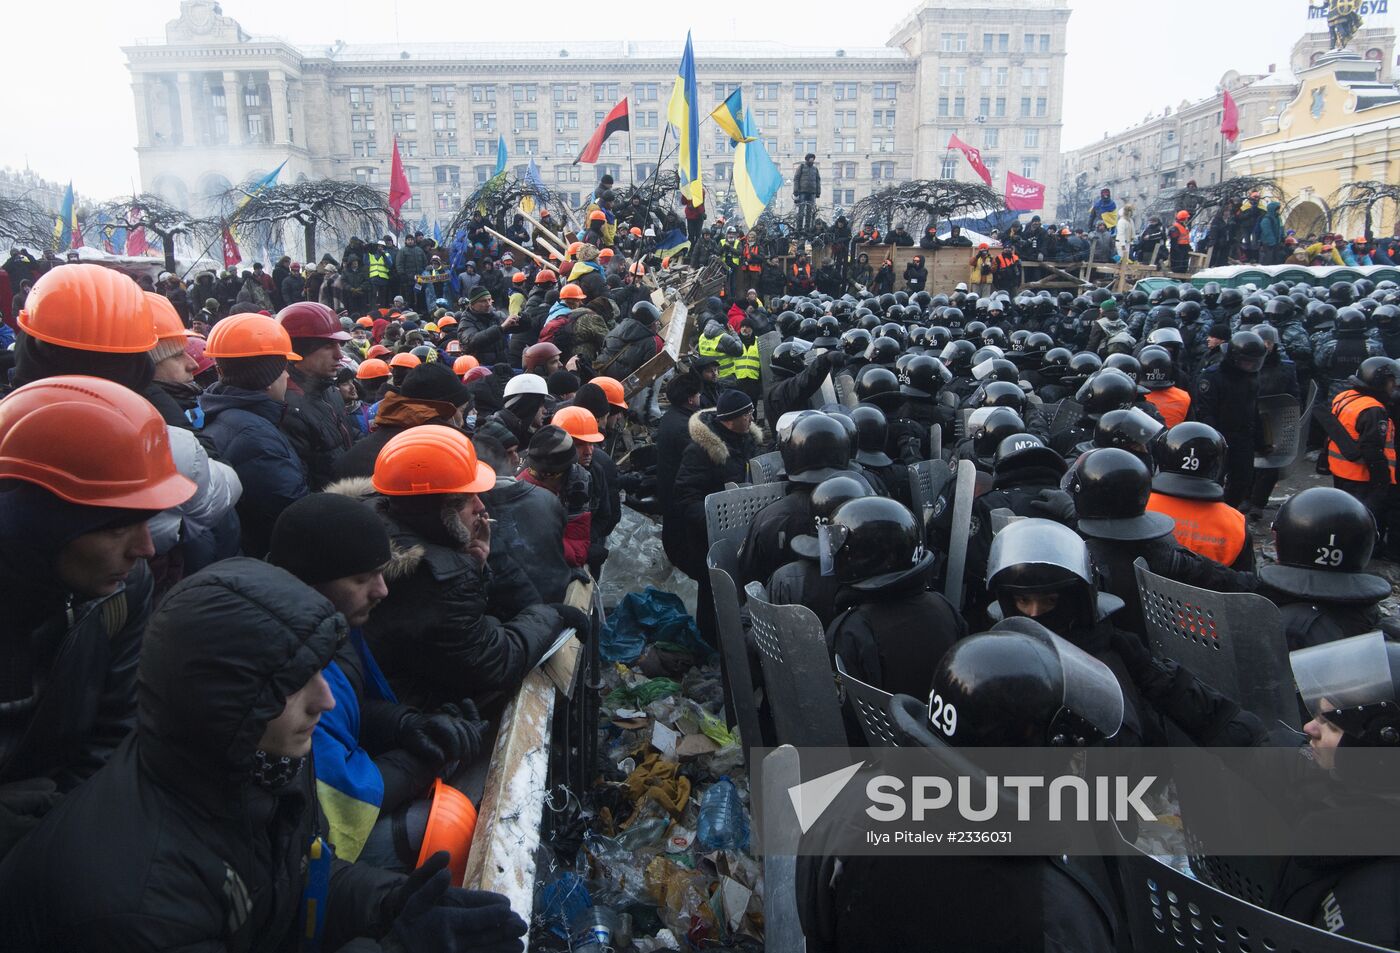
[552,405,605,443]
[452,355,480,376]
[389,352,422,370]
[205,314,302,361]
[559,283,587,301]
[590,376,627,410]
[0,375,195,509]
[356,359,391,380]
[372,427,496,495]
[19,263,157,354]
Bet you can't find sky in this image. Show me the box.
[1,0,1351,198]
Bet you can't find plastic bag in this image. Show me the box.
[598,508,698,613]
[600,587,714,664]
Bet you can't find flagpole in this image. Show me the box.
[626,97,637,188]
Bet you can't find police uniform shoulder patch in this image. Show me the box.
[1198,379,1210,393]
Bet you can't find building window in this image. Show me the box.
[347,85,373,107]
[874,136,896,153]
[833,188,855,206]
[985,157,1000,176]
[402,140,418,157]
[351,114,377,133]
[996,67,1009,87]
[432,140,457,157]
[593,83,620,103]
[994,97,1007,117]
[834,161,856,178]
[551,84,577,104]
[1039,34,1052,53]
[940,156,958,178]
[940,32,968,52]
[979,97,990,118]
[403,167,420,185]
[472,112,496,132]
[352,166,379,184]
[835,137,856,153]
[389,85,414,105]
[247,114,265,140]
[794,82,819,100]
[434,166,460,186]
[637,110,659,129]
[511,84,536,103]
[514,112,538,130]
[632,82,658,102]
[432,113,457,131]
[982,32,1009,52]
[984,128,1000,148]
[514,138,538,154]
[557,138,579,155]
[953,97,965,118]
[392,113,417,133]
[832,82,858,100]
[1036,97,1047,117]
[1024,128,1041,148]
[938,97,950,118]
[873,109,896,128]
[554,163,579,182]
[872,82,897,100]
[469,85,494,103]
[1022,157,1040,178]
[712,161,733,182]
[712,82,740,103]
[753,83,780,100]
[795,137,818,155]
[429,85,456,105]
[834,108,857,129]
[871,160,896,180]
[211,86,226,109]
[1020,97,1032,117]
[474,165,495,185]
[636,137,657,153]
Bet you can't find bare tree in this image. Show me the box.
[446,172,571,238]
[0,195,60,253]
[87,194,220,273]
[852,180,1004,235]
[223,179,389,264]
[1329,180,1400,239]
[1158,175,1285,227]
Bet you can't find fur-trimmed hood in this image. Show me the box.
[324,476,427,581]
[687,409,763,466]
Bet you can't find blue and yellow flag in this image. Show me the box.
[53,182,78,250]
[710,88,754,145]
[493,135,508,179]
[667,32,703,205]
[733,107,782,228]
[520,158,544,215]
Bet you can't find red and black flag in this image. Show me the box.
[576,97,629,165]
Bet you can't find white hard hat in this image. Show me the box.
[955,282,969,292]
[503,373,549,399]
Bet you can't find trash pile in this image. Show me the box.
[597,508,698,617]
[532,584,764,952]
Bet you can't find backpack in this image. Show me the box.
[539,310,579,355]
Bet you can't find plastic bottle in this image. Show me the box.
[569,905,624,952]
[696,776,750,851]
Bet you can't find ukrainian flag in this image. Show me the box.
[493,135,508,180]
[667,32,703,206]
[709,88,753,145]
[723,99,782,228]
[53,182,78,250]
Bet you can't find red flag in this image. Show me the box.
[1221,89,1240,143]
[1004,171,1046,212]
[576,98,630,165]
[221,222,242,268]
[125,205,149,257]
[948,134,992,186]
[388,138,412,231]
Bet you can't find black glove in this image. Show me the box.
[825,349,848,370]
[0,778,60,857]
[549,603,592,640]
[397,712,451,766]
[433,699,492,767]
[1027,488,1077,525]
[384,852,528,953]
[617,472,647,494]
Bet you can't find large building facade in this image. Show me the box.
[1058,26,1396,224]
[126,0,1069,240]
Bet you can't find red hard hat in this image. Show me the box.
[523,342,562,372]
[19,263,157,354]
[1176,210,1191,221]
[279,301,351,341]
[0,375,195,509]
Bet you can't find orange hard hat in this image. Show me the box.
[566,241,584,257]
[552,405,605,443]
[437,315,458,328]
[0,375,195,509]
[1176,210,1190,220]
[630,226,643,237]
[453,355,480,375]
[534,270,558,284]
[628,262,647,276]
[372,426,495,496]
[414,779,478,886]
[598,248,615,261]
[588,210,607,223]
[355,358,391,380]
[978,243,990,250]
[205,314,302,361]
[367,344,392,359]
[389,352,422,370]
[356,316,375,328]
[146,292,191,341]
[591,376,627,409]
[559,283,587,301]
[512,272,527,284]
[19,263,157,354]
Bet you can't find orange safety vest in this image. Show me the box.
[1328,389,1397,483]
[743,244,764,273]
[1144,387,1192,428]
[1147,492,1247,567]
[1169,223,1191,246]
[790,262,812,282]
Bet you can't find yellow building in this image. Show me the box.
[1228,48,1400,240]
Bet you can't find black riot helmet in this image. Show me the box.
[1126,289,1150,308]
[855,365,904,409]
[1146,326,1184,349]
[857,313,881,332]
[986,518,1102,640]
[776,310,801,337]
[1152,421,1227,500]
[631,301,662,326]
[796,317,821,341]
[978,381,1026,414]
[1041,347,1073,378]
[899,355,953,399]
[1075,369,1137,420]
[993,432,1067,479]
[965,320,988,339]
[928,326,951,349]
[1373,304,1400,330]
[1329,281,1356,306]
[1147,305,1178,330]
[1335,306,1367,332]
[1260,487,1388,603]
[971,346,1006,369]
[1291,632,1400,749]
[1009,329,1032,352]
[894,352,919,377]
[851,405,894,467]
[865,336,901,366]
[912,620,1124,747]
[982,326,1008,348]
[1200,282,1221,307]
[1101,352,1142,384]
[824,496,929,589]
[1066,351,1103,385]
[1224,330,1267,373]
[778,412,853,485]
[1354,355,1400,393]
[973,357,1020,385]
[1176,300,1202,324]
[1137,345,1177,391]
[815,315,842,347]
[1218,288,1244,312]
[793,474,874,562]
[1024,331,1053,357]
[1305,301,1337,331]
[971,408,1026,464]
[840,327,873,358]
[1237,305,1265,327]
[770,339,814,378]
[943,307,966,330]
[940,339,977,372]
[1092,407,1165,454]
[877,292,897,313]
[1068,447,1176,542]
[1180,285,1203,304]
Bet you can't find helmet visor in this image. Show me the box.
[992,618,1124,743]
[1107,408,1166,448]
[1291,631,1395,719]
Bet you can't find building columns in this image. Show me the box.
[175,72,197,147]
[223,70,244,145]
[131,75,153,148]
[269,71,289,144]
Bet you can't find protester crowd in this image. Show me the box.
[1,172,1399,952]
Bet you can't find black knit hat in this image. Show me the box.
[475,417,520,451]
[400,362,473,406]
[547,370,581,397]
[268,493,392,583]
[572,382,611,418]
[714,389,754,421]
[527,425,576,475]
[1208,323,1231,340]
[217,354,289,391]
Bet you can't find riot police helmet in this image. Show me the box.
[1068,447,1176,542]
[1151,421,1227,500]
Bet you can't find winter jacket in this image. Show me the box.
[283,368,356,491]
[572,305,616,363]
[482,475,572,603]
[458,308,508,367]
[587,447,622,573]
[902,260,927,292]
[357,486,566,712]
[655,403,696,517]
[394,243,428,286]
[672,411,762,573]
[766,352,838,423]
[0,559,405,950]
[792,162,821,197]
[280,273,306,305]
[595,317,660,378]
[1258,202,1285,247]
[768,557,843,631]
[147,425,243,573]
[199,383,310,556]
[507,288,555,367]
[568,261,609,302]
[737,484,814,587]
[520,465,593,568]
[332,397,461,481]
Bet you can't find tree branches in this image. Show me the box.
[446,172,571,237]
[852,180,1003,233]
[222,179,389,261]
[87,193,220,270]
[0,195,60,253]
[1159,175,1285,224]
[1330,180,1400,236]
